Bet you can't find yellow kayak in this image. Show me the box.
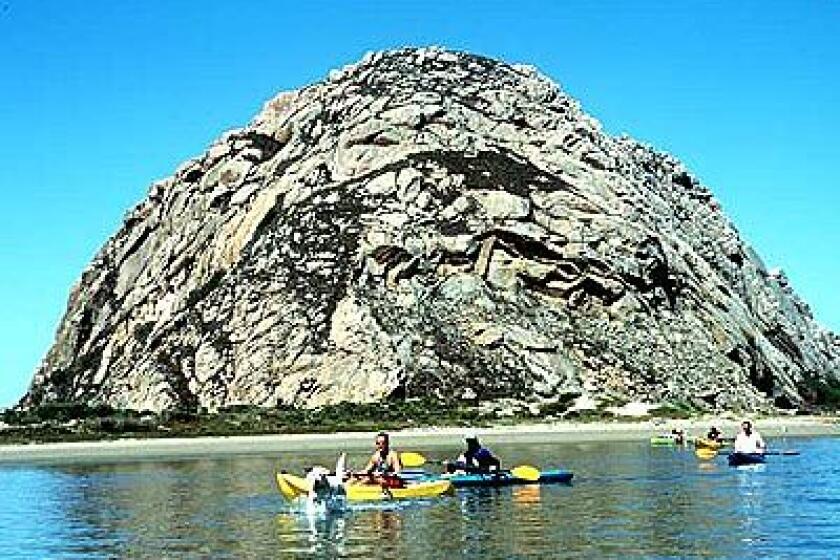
[694,437,723,450]
[275,472,454,502]
[695,447,719,460]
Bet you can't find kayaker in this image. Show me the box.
[445,432,501,473]
[733,420,765,454]
[671,428,686,445]
[357,431,403,487]
[706,426,723,442]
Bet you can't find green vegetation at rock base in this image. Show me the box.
[1,397,833,445]
[0,399,487,444]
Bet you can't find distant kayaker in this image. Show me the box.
[733,421,765,454]
[358,432,402,485]
[445,432,501,473]
[671,428,686,445]
[706,426,723,443]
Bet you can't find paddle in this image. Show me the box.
[721,450,800,457]
[509,465,541,482]
[400,452,541,481]
[763,450,801,456]
[400,451,427,468]
[695,448,800,459]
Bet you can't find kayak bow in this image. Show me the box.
[275,471,454,502]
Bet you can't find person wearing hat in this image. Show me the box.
[445,432,501,474]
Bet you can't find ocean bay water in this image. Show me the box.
[1,436,839,559]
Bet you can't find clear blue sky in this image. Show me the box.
[1,1,837,408]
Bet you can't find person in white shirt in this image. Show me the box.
[733,420,765,454]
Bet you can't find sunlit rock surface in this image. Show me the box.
[22,47,839,413]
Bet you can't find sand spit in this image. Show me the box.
[0,416,836,465]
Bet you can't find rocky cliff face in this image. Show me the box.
[22,47,839,413]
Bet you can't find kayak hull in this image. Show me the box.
[728,452,766,466]
[694,437,722,450]
[447,469,573,487]
[275,472,454,502]
[695,448,719,460]
[345,479,453,501]
[695,437,731,450]
[650,436,677,446]
[404,468,573,487]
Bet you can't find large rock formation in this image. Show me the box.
[21,47,839,413]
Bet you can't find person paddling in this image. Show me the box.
[357,431,403,487]
[445,433,501,474]
[733,420,765,454]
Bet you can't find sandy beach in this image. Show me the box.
[0,415,837,465]
[0,416,840,464]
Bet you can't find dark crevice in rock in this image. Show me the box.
[765,326,805,367]
[438,219,472,236]
[243,131,285,162]
[133,322,154,343]
[184,168,203,183]
[185,271,226,309]
[156,349,199,411]
[483,229,564,262]
[672,171,695,190]
[371,245,410,266]
[773,394,796,410]
[622,237,681,309]
[408,148,571,198]
[736,339,775,397]
[74,307,96,356]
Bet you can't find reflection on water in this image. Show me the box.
[511,484,541,506]
[1,437,839,558]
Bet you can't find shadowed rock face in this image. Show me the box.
[21,47,839,413]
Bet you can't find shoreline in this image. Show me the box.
[1,415,837,465]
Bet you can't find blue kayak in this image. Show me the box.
[728,452,766,466]
[402,468,573,487]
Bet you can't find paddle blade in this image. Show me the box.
[695,448,718,460]
[400,452,426,468]
[510,465,541,482]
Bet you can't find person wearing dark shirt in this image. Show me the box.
[445,433,501,473]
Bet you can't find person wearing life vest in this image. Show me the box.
[733,420,766,454]
[445,432,501,473]
[358,431,403,487]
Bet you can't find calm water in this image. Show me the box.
[1,436,839,559]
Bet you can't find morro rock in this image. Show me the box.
[21,47,839,414]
